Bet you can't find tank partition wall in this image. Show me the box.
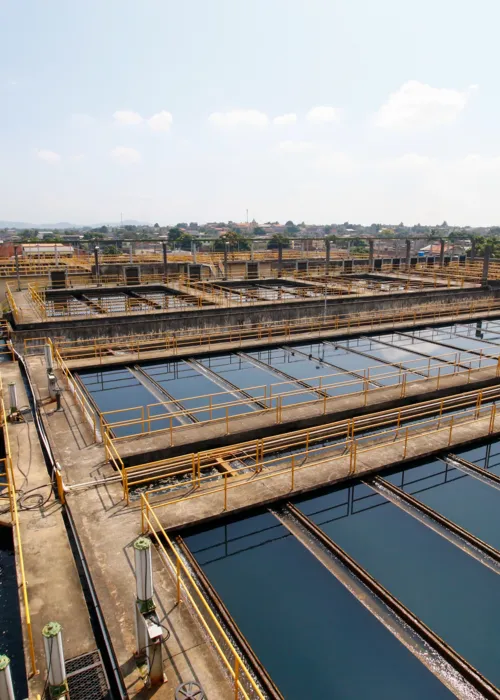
[37,291,500,357]
[131,386,500,506]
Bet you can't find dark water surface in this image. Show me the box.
[296,482,500,688]
[0,527,28,697]
[386,458,500,551]
[184,511,453,700]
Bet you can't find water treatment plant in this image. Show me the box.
[4,239,500,699]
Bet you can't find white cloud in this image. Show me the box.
[148,111,173,132]
[110,146,141,164]
[208,109,269,127]
[71,153,86,162]
[312,151,354,173]
[374,81,477,129]
[273,113,297,125]
[113,110,143,126]
[382,153,433,170]
[278,140,315,153]
[71,113,96,127]
[306,106,341,124]
[37,149,61,163]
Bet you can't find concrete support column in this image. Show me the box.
[129,242,134,264]
[162,241,168,279]
[94,246,100,285]
[42,622,68,699]
[191,241,197,264]
[0,656,14,700]
[250,240,254,261]
[470,238,476,261]
[482,245,491,286]
[223,244,229,279]
[439,239,445,267]
[405,239,411,269]
[278,243,283,277]
[368,239,374,271]
[325,239,331,273]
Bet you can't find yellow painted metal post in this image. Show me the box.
[448,415,454,446]
[234,656,240,700]
[489,403,497,434]
[403,427,408,458]
[291,455,295,490]
[176,555,181,604]
[224,472,228,511]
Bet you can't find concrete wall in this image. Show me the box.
[10,285,497,343]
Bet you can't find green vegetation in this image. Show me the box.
[267,234,291,250]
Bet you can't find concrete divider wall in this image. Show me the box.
[10,285,499,343]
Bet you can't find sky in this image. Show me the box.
[1,0,499,226]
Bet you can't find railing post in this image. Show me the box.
[224,472,228,511]
[489,403,497,434]
[176,555,181,604]
[234,656,240,700]
[291,455,295,490]
[448,415,454,446]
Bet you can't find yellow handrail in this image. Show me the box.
[0,388,37,675]
[141,499,265,700]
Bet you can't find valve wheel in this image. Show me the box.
[175,680,205,699]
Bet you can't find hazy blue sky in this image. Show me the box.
[1,0,498,225]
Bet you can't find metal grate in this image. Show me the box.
[64,650,110,700]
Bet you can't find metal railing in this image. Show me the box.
[138,388,499,516]
[53,345,99,441]
[142,502,265,699]
[0,383,38,675]
[45,295,500,363]
[99,349,500,443]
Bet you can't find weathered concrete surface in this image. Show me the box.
[2,361,95,697]
[114,362,500,465]
[23,347,500,698]
[11,284,493,342]
[155,411,500,534]
[26,355,234,699]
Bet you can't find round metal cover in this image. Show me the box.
[175,681,205,699]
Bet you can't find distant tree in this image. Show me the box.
[252,226,266,236]
[284,220,300,234]
[168,227,183,243]
[214,231,250,251]
[267,234,291,249]
[489,226,500,236]
[188,222,199,230]
[177,233,194,250]
[98,225,108,234]
[154,222,160,229]
[83,232,105,240]
[176,222,188,229]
